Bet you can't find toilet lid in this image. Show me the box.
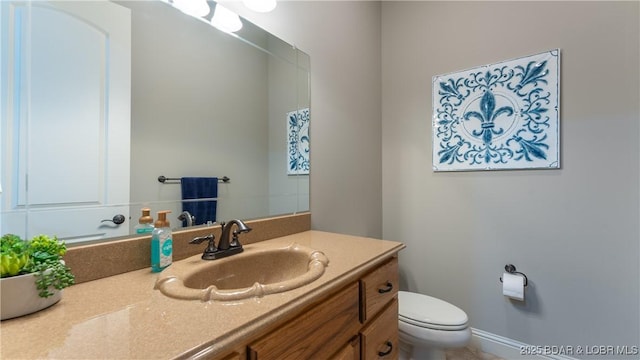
[398,291,468,331]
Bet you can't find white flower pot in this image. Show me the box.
[0,272,61,320]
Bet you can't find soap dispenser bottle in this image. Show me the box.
[135,208,154,234]
[151,210,172,272]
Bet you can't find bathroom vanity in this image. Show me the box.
[0,229,404,359]
[245,257,399,359]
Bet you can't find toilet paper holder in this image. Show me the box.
[499,264,528,287]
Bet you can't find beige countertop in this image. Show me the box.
[0,231,404,359]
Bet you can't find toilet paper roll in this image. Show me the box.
[502,272,525,301]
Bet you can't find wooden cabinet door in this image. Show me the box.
[360,298,399,360]
[248,282,360,360]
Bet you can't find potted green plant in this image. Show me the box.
[0,234,75,320]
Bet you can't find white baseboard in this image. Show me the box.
[470,328,578,360]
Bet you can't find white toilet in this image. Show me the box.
[398,291,471,360]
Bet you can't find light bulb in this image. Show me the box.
[211,4,243,33]
[243,0,277,13]
[173,0,210,17]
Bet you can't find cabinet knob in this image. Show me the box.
[378,341,393,357]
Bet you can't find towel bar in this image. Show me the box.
[158,175,230,184]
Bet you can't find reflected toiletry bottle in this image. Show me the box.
[135,208,154,234]
[151,210,172,272]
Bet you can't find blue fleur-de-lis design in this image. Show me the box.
[288,112,298,128]
[506,130,549,161]
[520,88,550,133]
[432,50,558,170]
[438,78,468,106]
[464,66,514,93]
[438,135,468,164]
[463,90,513,145]
[435,103,461,142]
[289,154,301,170]
[465,143,514,165]
[482,71,495,87]
[300,134,309,153]
[509,60,548,95]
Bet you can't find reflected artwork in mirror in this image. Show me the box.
[0,0,310,244]
[287,108,310,175]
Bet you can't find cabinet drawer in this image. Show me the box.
[360,257,399,323]
[360,298,399,360]
[248,282,360,360]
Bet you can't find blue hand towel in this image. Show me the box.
[181,177,218,226]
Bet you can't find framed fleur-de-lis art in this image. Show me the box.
[432,49,560,171]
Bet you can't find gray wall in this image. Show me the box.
[381,0,639,355]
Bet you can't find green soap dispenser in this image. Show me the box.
[135,208,154,234]
[151,210,172,272]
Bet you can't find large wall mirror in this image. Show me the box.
[0,0,310,244]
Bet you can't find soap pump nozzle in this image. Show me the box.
[139,208,153,224]
[155,210,171,228]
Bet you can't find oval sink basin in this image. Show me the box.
[155,243,329,301]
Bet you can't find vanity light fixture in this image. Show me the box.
[172,0,210,17]
[242,0,277,13]
[211,4,243,33]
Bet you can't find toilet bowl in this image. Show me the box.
[398,291,471,360]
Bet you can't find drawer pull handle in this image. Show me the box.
[378,282,393,294]
[378,341,393,357]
